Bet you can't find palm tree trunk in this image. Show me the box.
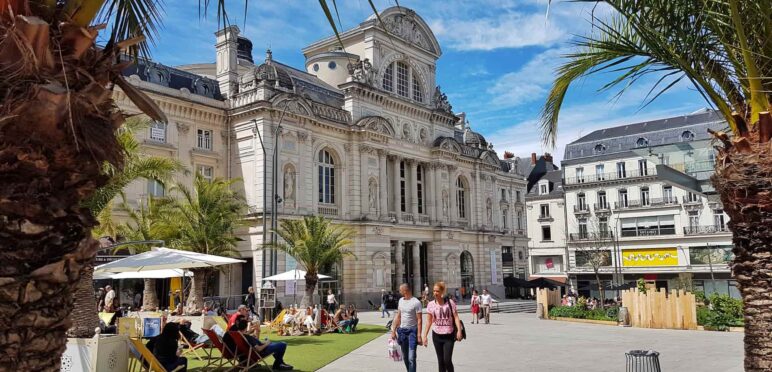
[302,276,318,309]
[712,119,772,371]
[185,270,206,313]
[67,262,101,338]
[142,278,159,311]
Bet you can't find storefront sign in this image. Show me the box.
[622,248,678,267]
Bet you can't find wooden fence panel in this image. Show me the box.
[621,289,697,330]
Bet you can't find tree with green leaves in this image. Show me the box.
[156,174,248,313]
[541,1,771,369]
[267,215,356,309]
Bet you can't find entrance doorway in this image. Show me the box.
[460,251,475,292]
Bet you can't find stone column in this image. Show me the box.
[394,240,403,286]
[409,160,418,218]
[378,150,388,219]
[413,241,422,294]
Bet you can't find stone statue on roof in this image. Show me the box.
[432,86,452,113]
[347,58,376,86]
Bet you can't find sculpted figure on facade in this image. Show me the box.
[432,86,452,113]
[284,166,296,201]
[441,189,449,217]
[486,198,493,225]
[368,178,379,211]
[382,14,430,51]
[347,58,376,86]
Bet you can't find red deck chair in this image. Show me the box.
[201,328,238,370]
[227,331,274,371]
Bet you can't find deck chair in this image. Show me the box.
[201,328,238,370]
[178,331,207,361]
[214,315,229,332]
[267,309,287,335]
[227,331,273,371]
[128,338,185,372]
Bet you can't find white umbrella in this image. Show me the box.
[263,269,331,281]
[95,269,193,279]
[94,247,245,273]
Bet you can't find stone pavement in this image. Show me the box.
[319,311,743,372]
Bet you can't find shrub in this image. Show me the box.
[697,294,744,330]
[548,306,616,322]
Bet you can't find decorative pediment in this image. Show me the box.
[378,8,440,55]
[355,116,396,137]
[434,137,462,154]
[270,94,312,117]
[480,151,501,167]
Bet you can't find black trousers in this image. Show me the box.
[432,331,456,372]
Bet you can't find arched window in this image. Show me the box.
[382,61,424,102]
[636,137,648,147]
[456,177,467,219]
[460,251,474,289]
[417,165,425,214]
[318,149,336,204]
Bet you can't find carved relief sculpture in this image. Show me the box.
[441,189,449,217]
[368,178,379,211]
[284,166,296,201]
[486,198,493,225]
[347,58,376,86]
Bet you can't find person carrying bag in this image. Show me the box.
[422,281,464,372]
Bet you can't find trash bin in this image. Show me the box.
[625,350,661,372]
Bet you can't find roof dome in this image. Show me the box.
[463,128,487,148]
[240,49,294,90]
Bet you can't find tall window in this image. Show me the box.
[417,165,424,214]
[638,159,648,176]
[318,149,336,204]
[599,217,609,236]
[501,189,507,201]
[197,129,213,150]
[576,167,584,183]
[577,193,587,211]
[597,191,607,209]
[412,73,423,102]
[197,165,214,182]
[714,209,725,228]
[619,189,629,207]
[542,226,552,241]
[688,210,700,228]
[147,179,165,197]
[382,63,393,91]
[517,211,523,229]
[596,164,605,180]
[502,209,508,228]
[540,184,548,195]
[641,187,650,206]
[396,62,409,97]
[540,204,550,218]
[578,218,588,238]
[515,190,521,202]
[456,177,467,219]
[400,161,407,212]
[150,121,167,142]
[616,162,627,178]
[663,185,673,202]
[687,192,700,203]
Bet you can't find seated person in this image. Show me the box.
[346,304,359,332]
[228,305,250,328]
[303,307,318,335]
[178,320,215,345]
[224,315,293,371]
[150,322,187,372]
[332,305,351,331]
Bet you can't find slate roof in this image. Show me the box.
[121,57,223,100]
[525,169,564,199]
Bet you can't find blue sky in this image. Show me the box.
[148,0,707,163]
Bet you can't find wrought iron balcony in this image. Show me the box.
[573,205,591,214]
[615,197,679,210]
[537,214,553,222]
[594,203,611,212]
[564,168,657,186]
[683,225,730,235]
[569,232,613,241]
[683,195,702,204]
[620,227,676,237]
[318,205,338,216]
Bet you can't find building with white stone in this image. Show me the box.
[113,7,529,306]
[560,110,737,299]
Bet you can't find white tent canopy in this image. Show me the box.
[94,247,245,273]
[93,269,193,280]
[263,269,331,281]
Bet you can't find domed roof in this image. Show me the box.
[463,128,487,148]
[241,49,294,90]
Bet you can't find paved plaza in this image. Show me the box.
[319,311,743,372]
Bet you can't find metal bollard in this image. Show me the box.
[626,350,661,372]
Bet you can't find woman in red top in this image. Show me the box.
[470,290,481,324]
[422,281,462,372]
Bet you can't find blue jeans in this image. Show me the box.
[381,303,390,317]
[397,327,418,372]
[261,342,288,367]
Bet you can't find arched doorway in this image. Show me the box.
[460,251,475,291]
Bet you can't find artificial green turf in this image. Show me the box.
[188,324,385,371]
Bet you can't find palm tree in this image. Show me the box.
[156,174,248,312]
[268,215,356,309]
[541,1,771,369]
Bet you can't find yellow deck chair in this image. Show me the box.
[128,338,184,372]
[213,316,229,332]
[268,309,287,335]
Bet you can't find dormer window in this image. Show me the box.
[382,61,424,103]
[540,183,548,195]
[594,143,606,153]
[681,130,695,142]
[636,137,649,147]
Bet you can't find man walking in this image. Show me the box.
[104,285,116,312]
[481,289,493,324]
[381,289,391,318]
[391,283,422,372]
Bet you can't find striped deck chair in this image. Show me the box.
[128,338,185,372]
[201,328,238,370]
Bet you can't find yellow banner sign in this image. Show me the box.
[622,248,678,267]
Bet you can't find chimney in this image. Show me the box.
[544,153,554,169]
[531,153,537,165]
[503,151,514,159]
[215,25,240,98]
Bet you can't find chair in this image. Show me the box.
[267,309,287,335]
[227,331,273,371]
[201,328,238,371]
[178,331,207,361]
[214,316,229,332]
[128,338,184,372]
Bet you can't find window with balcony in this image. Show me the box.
[382,62,393,91]
[597,191,608,209]
[596,164,605,180]
[197,129,213,150]
[638,159,648,176]
[197,165,214,182]
[599,217,609,236]
[318,149,336,204]
[457,177,468,219]
[149,121,167,142]
[620,215,675,237]
[663,185,673,203]
[641,187,650,206]
[541,226,552,241]
[576,167,584,183]
[412,72,423,102]
[714,209,726,229]
[617,162,627,178]
[147,179,165,197]
[688,210,700,229]
[578,218,588,239]
[396,62,409,97]
[540,204,550,218]
[619,189,628,208]
[577,193,587,211]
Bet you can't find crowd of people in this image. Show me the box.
[560,293,622,309]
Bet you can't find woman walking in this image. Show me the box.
[470,290,481,324]
[422,281,463,372]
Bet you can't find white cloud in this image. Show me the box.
[487,48,565,107]
[429,12,565,51]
